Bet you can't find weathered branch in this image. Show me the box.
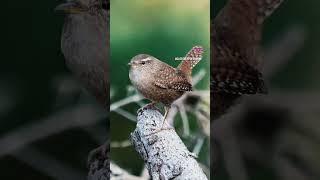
[131,106,208,180]
[110,163,148,180]
[87,142,110,180]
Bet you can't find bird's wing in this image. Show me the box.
[154,67,192,92]
[212,44,267,95]
[168,80,192,91]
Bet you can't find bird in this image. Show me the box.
[211,0,284,120]
[56,0,109,107]
[56,0,110,172]
[129,46,203,128]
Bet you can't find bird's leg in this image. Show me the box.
[161,106,173,129]
[142,105,174,136]
[145,101,156,108]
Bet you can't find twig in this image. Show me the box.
[12,146,85,180]
[192,69,206,86]
[263,25,306,79]
[212,108,249,180]
[114,108,137,122]
[111,140,132,148]
[178,104,190,137]
[111,162,148,180]
[192,136,205,157]
[110,94,143,111]
[0,104,104,157]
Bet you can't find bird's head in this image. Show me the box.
[128,54,159,83]
[55,0,108,14]
[128,54,158,71]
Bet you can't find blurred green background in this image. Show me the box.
[110,0,210,176]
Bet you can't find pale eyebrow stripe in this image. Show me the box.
[141,57,151,62]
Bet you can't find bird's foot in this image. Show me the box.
[154,118,174,133]
[144,102,157,109]
[138,102,159,114]
[144,118,174,137]
[161,119,174,130]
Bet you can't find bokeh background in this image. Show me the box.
[110,0,210,177]
[0,1,107,179]
[213,0,320,180]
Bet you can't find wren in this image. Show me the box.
[129,46,203,127]
[57,0,109,107]
[211,0,284,120]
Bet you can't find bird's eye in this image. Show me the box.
[141,61,146,65]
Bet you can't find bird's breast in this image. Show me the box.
[129,68,184,105]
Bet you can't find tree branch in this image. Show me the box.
[130,106,208,180]
[110,163,148,180]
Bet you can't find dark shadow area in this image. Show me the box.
[0,1,109,179]
[212,0,320,179]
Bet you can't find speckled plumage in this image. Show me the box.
[59,0,109,107]
[129,46,203,107]
[212,0,284,120]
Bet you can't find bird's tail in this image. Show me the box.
[256,0,285,24]
[178,46,204,76]
[230,0,285,24]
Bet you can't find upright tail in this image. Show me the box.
[178,46,204,76]
[228,0,285,24]
[256,0,285,24]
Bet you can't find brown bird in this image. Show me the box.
[211,0,284,120]
[56,0,109,107]
[129,46,203,127]
[56,0,110,172]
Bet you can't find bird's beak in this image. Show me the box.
[55,1,87,14]
[128,62,132,66]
